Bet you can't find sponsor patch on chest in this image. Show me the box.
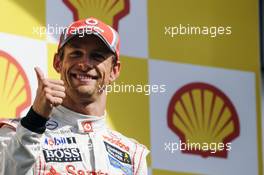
[104,142,131,165]
[43,148,82,162]
[108,155,132,175]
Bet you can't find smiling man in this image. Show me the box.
[0,17,149,175]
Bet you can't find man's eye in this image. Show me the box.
[69,51,83,58]
[90,53,105,61]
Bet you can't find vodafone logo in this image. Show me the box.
[81,121,93,132]
[103,135,129,152]
[85,19,98,26]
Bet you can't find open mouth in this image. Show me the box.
[71,73,99,81]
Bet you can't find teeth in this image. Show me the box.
[76,74,92,80]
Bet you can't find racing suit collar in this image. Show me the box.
[52,105,107,133]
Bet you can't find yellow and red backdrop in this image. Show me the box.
[0,0,262,175]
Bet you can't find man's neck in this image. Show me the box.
[61,94,106,116]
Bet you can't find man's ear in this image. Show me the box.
[53,53,62,73]
[109,61,121,82]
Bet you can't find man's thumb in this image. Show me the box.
[34,67,45,83]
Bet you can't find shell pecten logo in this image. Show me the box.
[0,50,31,119]
[63,0,130,30]
[167,82,240,158]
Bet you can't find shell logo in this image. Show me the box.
[63,0,130,30]
[167,82,240,158]
[0,50,31,119]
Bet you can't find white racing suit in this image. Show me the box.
[0,105,149,175]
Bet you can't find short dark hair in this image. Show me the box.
[57,47,64,60]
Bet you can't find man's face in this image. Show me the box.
[54,35,120,102]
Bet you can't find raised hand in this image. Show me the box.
[32,67,66,118]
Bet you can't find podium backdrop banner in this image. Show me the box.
[0,0,262,174]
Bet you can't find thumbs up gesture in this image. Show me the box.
[32,67,66,119]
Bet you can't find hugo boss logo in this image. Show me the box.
[43,148,82,162]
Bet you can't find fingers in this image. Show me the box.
[45,93,64,107]
[47,79,64,85]
[44,87,66,98]
[43,81,65,91]
[42,80,66,106]
[33,67,66,118]
[34,67,66,107]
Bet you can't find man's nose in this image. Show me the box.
[77,57,93,70]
